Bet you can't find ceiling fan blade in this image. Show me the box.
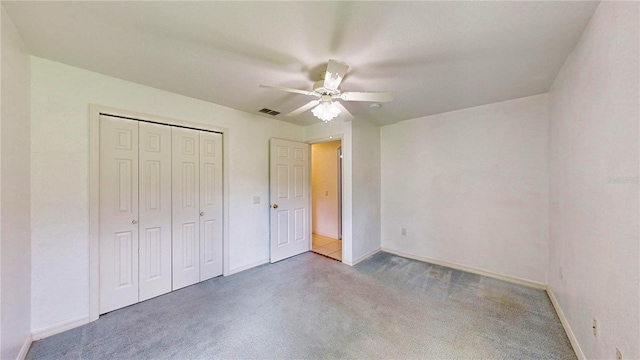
[334,102,354,122]
[286,100,320,117]
[259,84,316,96]
[339,91,396,102]
[323,59,349,91]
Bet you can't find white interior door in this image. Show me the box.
[99,116,139,314]
[172,127,201,290]
[138,122,172,301]
[269,138,310,263]
[199,131,223,281]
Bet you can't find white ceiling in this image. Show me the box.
[3,1,598,126]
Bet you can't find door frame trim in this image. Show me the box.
[88,104,230,321]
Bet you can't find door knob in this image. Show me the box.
[132,220,138,224]
[200,212,204,216]
[272,204,278,209]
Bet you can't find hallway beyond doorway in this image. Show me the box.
[311,234,342,261]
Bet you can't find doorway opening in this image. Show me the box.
[310,140,343,261]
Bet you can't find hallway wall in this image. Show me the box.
[311,140,341,239]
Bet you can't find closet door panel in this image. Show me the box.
[138,122,172,301]
[172,127,200,290]
[199,131,223,281]
[99,116,139,314]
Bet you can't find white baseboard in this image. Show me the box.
[312,231,340,239]
[547,287,585,360]
[345,247,381,266]
[31,316,91,341]
[380,247,546,290]
[228,259,270,275]
[17,333,33,360]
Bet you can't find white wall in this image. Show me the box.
[30,57,304,333]
[381,94,549,283]
[311,140,341,238]
[351,118,381,263]
[548,2,639,359]
[1,6,32,359]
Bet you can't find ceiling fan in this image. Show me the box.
[260,59,395,122]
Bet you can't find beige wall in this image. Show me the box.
[311,140,342,238]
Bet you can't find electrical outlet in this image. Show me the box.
[401,228,406,236]
[325,190,329,196]
[616,348,623,360]
[559,266,563,280]
[253,196,260,204]
[592,318,597,336]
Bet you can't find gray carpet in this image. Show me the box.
[27,252,576,359]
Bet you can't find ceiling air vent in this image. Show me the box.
[258,108,281,116]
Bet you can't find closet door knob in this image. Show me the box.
[272,204,278,209]
[132,220,138,224]
[200,212,205,216]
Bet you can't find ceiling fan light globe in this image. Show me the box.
[312,102,341,122]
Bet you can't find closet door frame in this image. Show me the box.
[88,105,229,322]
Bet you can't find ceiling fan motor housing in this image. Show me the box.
[313,80,340,96]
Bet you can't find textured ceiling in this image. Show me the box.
[3,1,599,126]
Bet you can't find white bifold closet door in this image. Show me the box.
[99,115,222,314]
[198,131,223,281]
[172,128,223,290]
[99,117,173,314]
[138,122,172,301]
[99,116,140,314]
[171,128,200,290]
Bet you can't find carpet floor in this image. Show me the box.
[27,252,575,359]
